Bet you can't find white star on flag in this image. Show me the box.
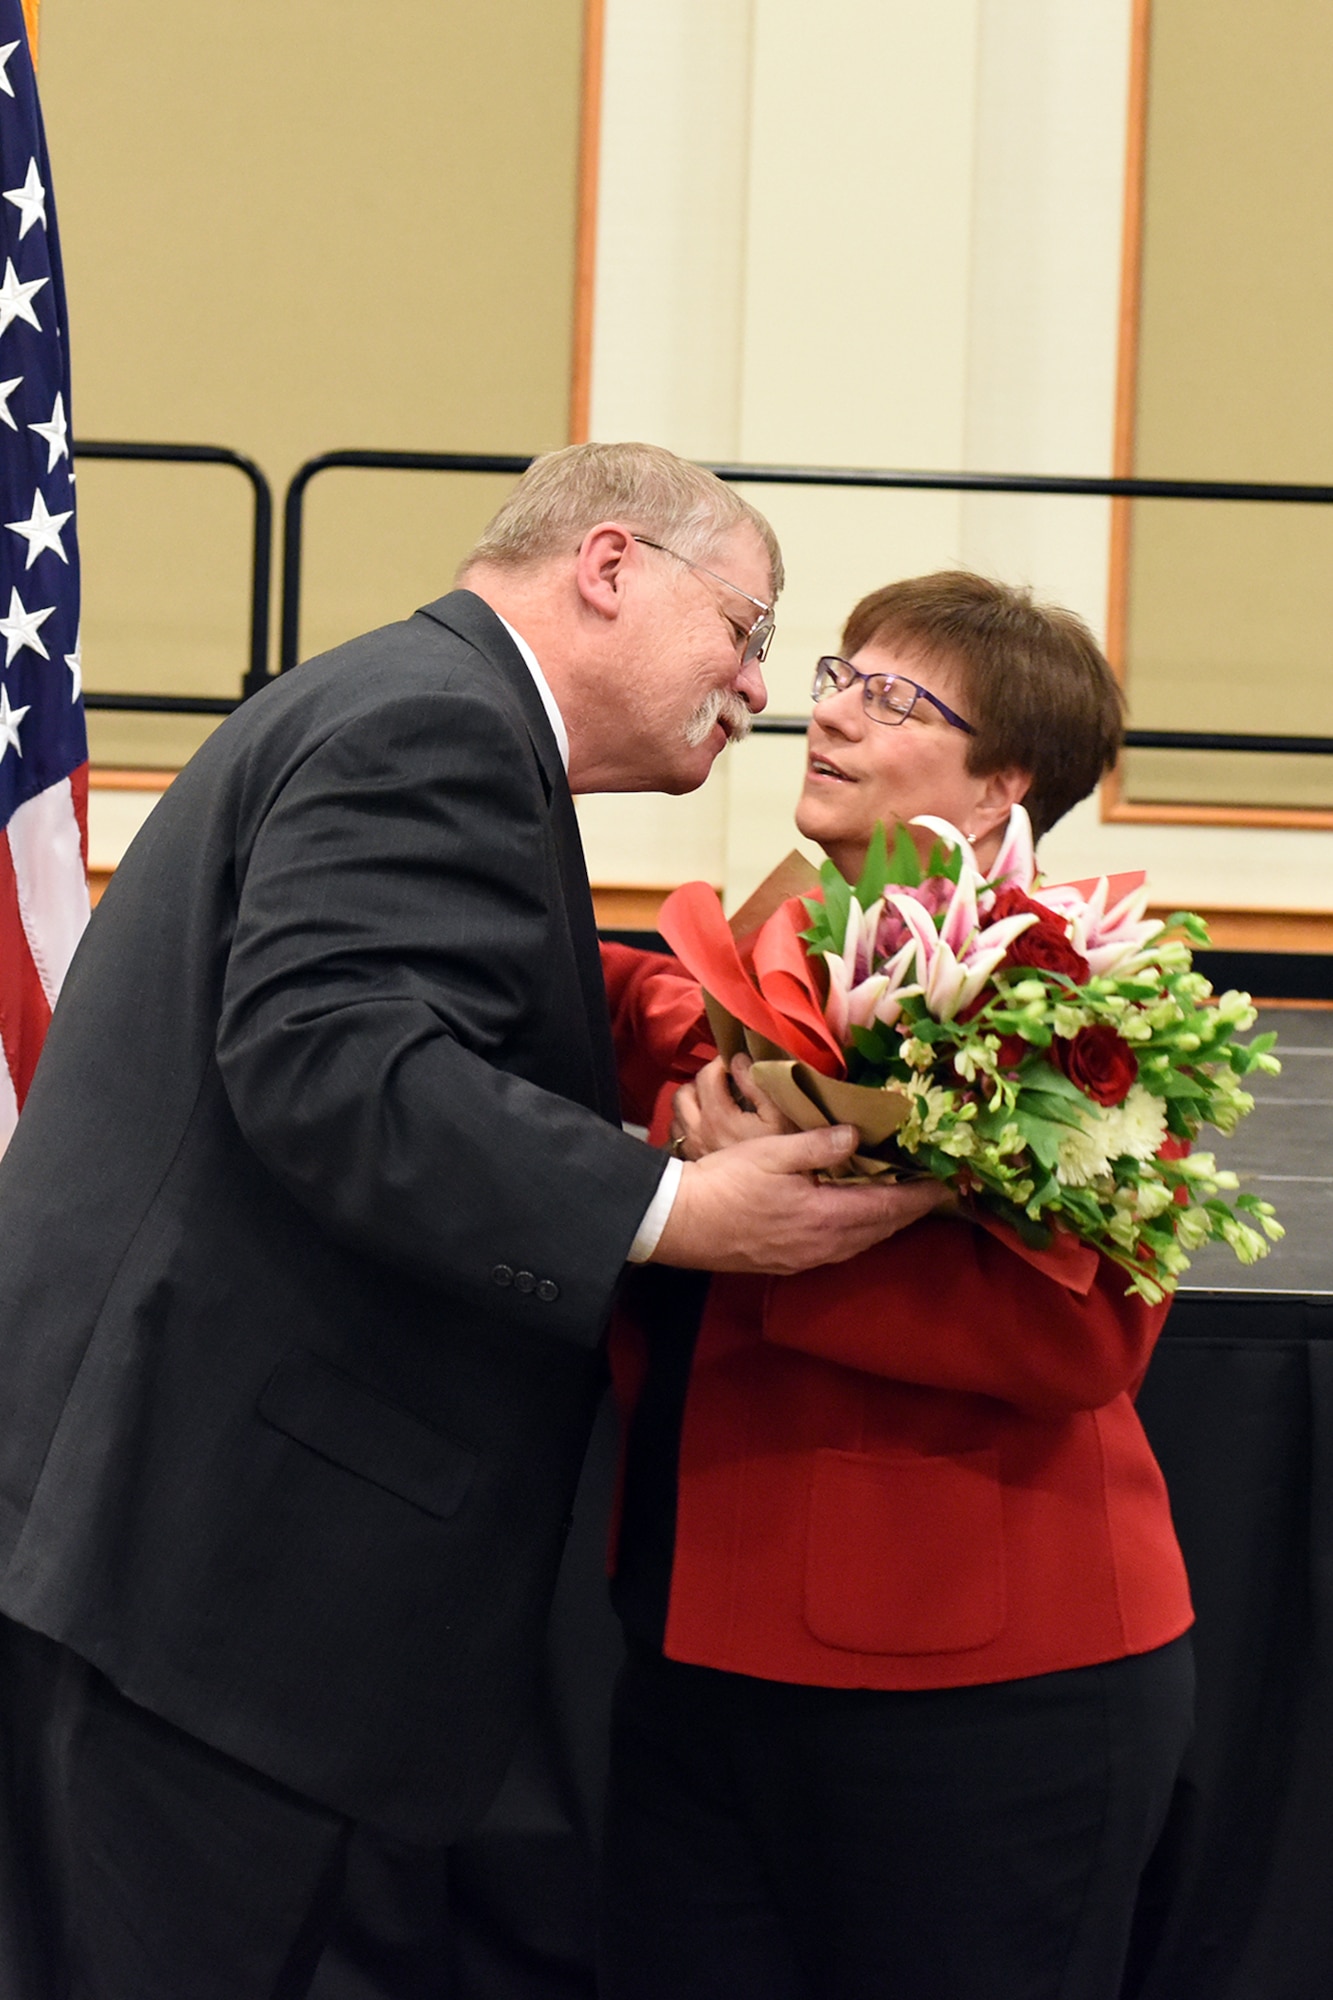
[6,490,73,568]
[3,158,46,239]
[0,375,20,429]
[0,40,18,99]
[65,628,81,701]
[0,257,47,337]
[0,684,31,759]
[0,585,54,664]
[29,389,67,469]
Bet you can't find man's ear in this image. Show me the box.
[573,522,637,621]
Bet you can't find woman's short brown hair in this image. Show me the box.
[841,571,1123,840]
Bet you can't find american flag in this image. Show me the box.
[0,0,87,1155]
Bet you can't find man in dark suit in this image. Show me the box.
[0,443,931,1999]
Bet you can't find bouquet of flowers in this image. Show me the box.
[657,806,1282,1303]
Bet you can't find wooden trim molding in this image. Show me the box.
[592,884,681,931]
[1107,797,1333,832]
[1100,0,1333,833]
[1103,0,1151,696]
[1100,0,1150,829]
[90,768,177,793]
[568,0,606,444]
[84,871,1333,954]
[594,891,1333,954]
[1150,907,1333,954]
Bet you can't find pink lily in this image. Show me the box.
[887,877,1039,1021]
[987,804,1037,894]
[1034,875,1163,977]
[823,899,920,1040]
[909,815,979,878]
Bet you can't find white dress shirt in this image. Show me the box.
[498,616,681,1263]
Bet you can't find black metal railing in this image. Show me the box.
[276,451,1333,761]
[68,443,1333,764]
[76,441,273,713]
[278,449,531,676]
[747,716,1333,753]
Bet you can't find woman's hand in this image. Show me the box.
[671,1054,796,1161]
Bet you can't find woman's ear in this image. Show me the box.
[969,766,1031,842]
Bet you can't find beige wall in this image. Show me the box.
[1124,0,1333,809]
[40,0,584,792]
[583,0,1137,905]
[583,0,1333,915]
[47,0,1333,905]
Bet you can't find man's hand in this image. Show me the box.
[650,1123,949,1277]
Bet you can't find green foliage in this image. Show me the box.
[791,818,1280,1296]
[801,818,963,954]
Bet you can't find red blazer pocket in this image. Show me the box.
[803,1448,1006,1656]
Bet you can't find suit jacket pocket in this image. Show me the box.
[258,1350,477,1520]
[803,1446,1005,1655]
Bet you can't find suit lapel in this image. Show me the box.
[417,593,621,1124]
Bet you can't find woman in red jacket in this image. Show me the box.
[599,573,1194,2000]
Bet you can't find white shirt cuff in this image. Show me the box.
[626,1156,683,1264]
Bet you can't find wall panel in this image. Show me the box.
[40,0,585,774]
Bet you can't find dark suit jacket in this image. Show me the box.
[0,591,665,1843]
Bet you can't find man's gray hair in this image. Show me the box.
[461,440,783,593]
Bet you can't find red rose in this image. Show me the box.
[990,886,1091,984]
[994,1034,1029,1070]
[989,886,1048,923]
[1052,1025,1137,1106]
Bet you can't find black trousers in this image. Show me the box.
[599,1637,1195,2000]
[0,1612,614,2000]
[0,1614,356,2000]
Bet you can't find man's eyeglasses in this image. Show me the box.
[812,655,976,735]
[633,536,776,665]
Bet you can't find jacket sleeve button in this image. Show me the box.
[514,1269,537,1294]
[491,1264,515,1288]
[536,1278,560,1303]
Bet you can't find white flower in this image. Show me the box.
[1208,1069,1254,1136]
[1107,1209,1140,1251]
[904,1075,955,1137]
[1098,1085,1168,1163]
[1175,1151,1238,1192]
[1131,1178,1175,1221]
[1055,1114,1115,1187]
[1216,990,1258,1029]
[1174,1208,1214,1251]
[936,1124,976,1158]
[1219,1216,1267,1265]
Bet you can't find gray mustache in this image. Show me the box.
[684,688,755,749]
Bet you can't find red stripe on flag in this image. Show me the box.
[0,826,53,1107]
[70,759,89,871]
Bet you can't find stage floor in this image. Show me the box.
[1182,1005,1333,1295]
